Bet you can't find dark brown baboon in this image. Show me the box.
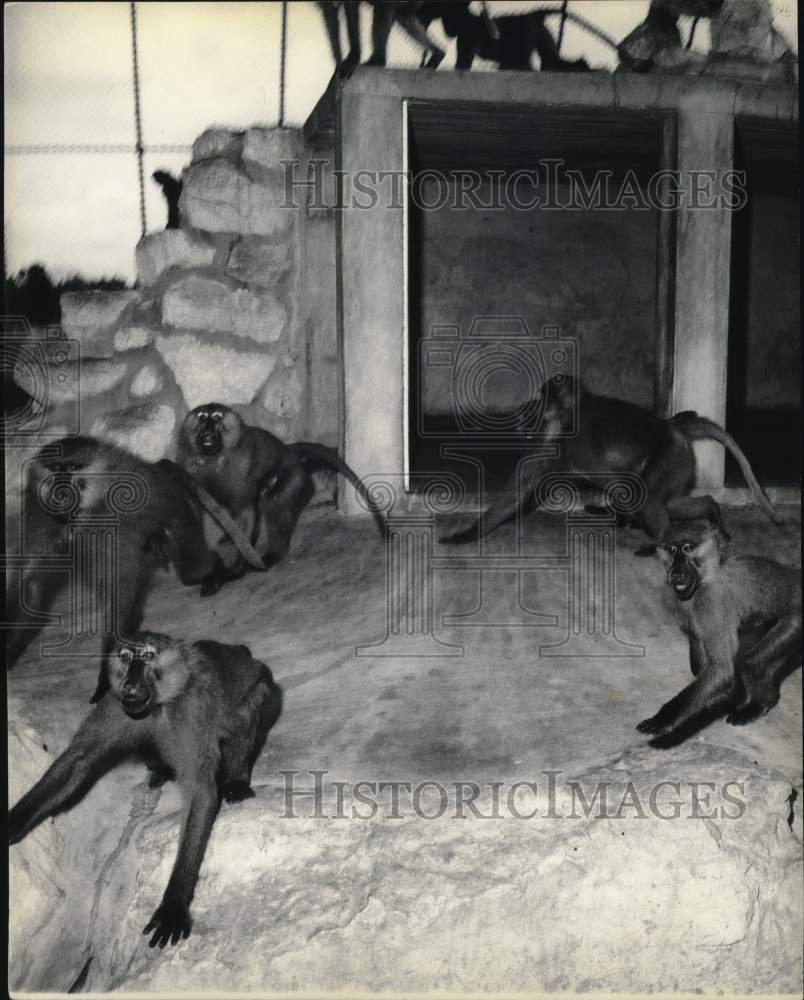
[176,404,385,595]
[419,2,590,71]
[440,375,782,553]
[318,1,445,70]
[5,437,219,702]
[637,521,800,747]
[152,170,182,229]
[9,631,283,947]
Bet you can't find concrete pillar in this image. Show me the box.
[338,88,406,513]
[672,97,734,489]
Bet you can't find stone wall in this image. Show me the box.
[13,126,339,470]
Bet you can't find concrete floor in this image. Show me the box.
[10,503,802,784]
[8,502,803,993]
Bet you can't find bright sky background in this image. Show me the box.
[4,0,798,283]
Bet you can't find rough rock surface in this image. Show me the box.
[711,0,791,56]
[242,127,301,173]
[154,332,275,408]
[8,696,142,994]
[89,403,176,462]
[135,229,220,287]
[53,748,804,994]
[9,703,84,992]
[161,274,287,343]
[260,364,303,422]
[60,290,140,351]
[191,127,243,163]
[14,355,128,404]
[225,236,293,288]
[45,122,320,461]
[7,508,802,993]
[113,325,158,352]
[180,159,294,237]
[129,364,164,398]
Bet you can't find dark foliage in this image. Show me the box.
[3,263,128,327]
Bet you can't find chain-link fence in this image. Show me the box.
[3,1,797,284]
[5,1,293,281]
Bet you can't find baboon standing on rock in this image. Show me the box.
[9,631,283,947]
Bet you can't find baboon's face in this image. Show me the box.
[110,632,189,718]
[659,526,721,602]
[32,448,109,522]
[34,459,84,521]
[184,404,242,456]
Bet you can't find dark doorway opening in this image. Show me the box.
[406,100,666,495]
[726,118,800,488]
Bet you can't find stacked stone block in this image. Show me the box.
[14,127,316,467]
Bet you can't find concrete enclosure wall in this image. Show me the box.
[333,68,798,501]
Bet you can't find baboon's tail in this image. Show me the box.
[671,411,783,525]
[157,459,267,569]
[288,442,386,538]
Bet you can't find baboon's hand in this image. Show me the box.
[144,898,192,948]
[726,701,768,726]
[636,710,670,736]
[637,708,689,749]
[221,780,255,804]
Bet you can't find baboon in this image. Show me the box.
[176,404,385,595]
[637,521,801,747]
[5,437,218,702]
[8,631,283,946]
[318,1,445,70]
[419,2,590,71]
[440,375,782,553]
[152,170,182,229]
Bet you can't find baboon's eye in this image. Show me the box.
[667,545,677,555]
[212,411,222,421]
[196,411,207,421]
[120,648,132,662]
[143,649,155,661]
[681,542,694,555]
